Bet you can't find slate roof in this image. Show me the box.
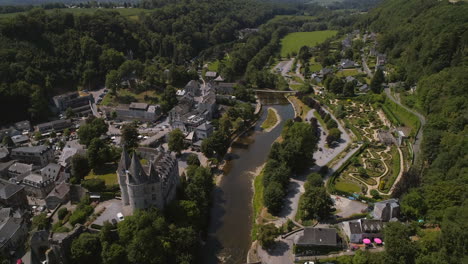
[197,122,213,131]
[12,145,49,154]
[0,179,24,200]
[129,102,149,111]
[348,221,362,234]
[7,163,32,175]
[296,228,338,246]
[40,163,62,180]
[360,219,383,233]
[47,182,70,200]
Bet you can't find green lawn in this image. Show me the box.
[101,89,161,107]
[84,163,118,186]
[335,179,361,193]
[383,99,421,137]
[280,30,338,57]
[207,60,220,72]
[309,57,323,73]
[0,8,153,20]
[336,69,359,77]
[261,108,279,130]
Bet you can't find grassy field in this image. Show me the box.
[0,8,152,20]
[335,179,361,193]
[382,147,401,192]
[261,108,279,130]
[383,98,420,136]
[280,30,338,57]
[101,89,161,106]
[336,69,360,77]
[85,163,118,185]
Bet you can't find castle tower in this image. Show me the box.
[117,146,131,205]
[127,153,148,212]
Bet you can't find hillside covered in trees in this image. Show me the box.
[356,0,468,263]
[0,0,297,125]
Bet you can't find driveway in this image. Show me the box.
[93,199,123,226]
[384,88,426,162]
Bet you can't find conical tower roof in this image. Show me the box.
[118,146,131,172]
[128,153,147,184]
[147,162,160,183]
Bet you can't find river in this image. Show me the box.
[204,98,295,264]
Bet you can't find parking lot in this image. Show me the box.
[92,199,124,226]
[332,195,368,218]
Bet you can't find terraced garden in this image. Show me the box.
[329,99,408,197]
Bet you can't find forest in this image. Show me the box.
[0,0,298,125]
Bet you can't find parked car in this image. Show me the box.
[117,212,124,222]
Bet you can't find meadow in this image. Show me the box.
[280,30,338,57]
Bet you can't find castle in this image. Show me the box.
[117,147,179,213]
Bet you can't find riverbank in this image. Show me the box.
[204,104,295,264]
[261,107,281,132]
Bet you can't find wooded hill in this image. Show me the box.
[356,0,467,263]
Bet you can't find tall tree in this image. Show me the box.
[168,129,185,155]
[371,68,385,93]
[120,123,139,150]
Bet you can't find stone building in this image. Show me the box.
[117,147,179,214]
[21,173,55,198]
[11,146,54,167]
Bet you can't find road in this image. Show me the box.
[272,59,294,77]
[361,54,373,77]
[384,88,426,162]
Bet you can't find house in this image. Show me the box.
[377,130,394,145]
[52,91,93,115]
[7,162,33,180]
[0,208,29,255]
[0,179,28,208]
[45,182,70,209]
[340,59,357,69]
[214,75,224,82]
[342,219,384,243]
[36,119,73,134]
[319,68,333,77]
[58,147,80,168]
[345,76,356,83]
[205,71,217,79]
[112,103,162,122]
[294,227,341,249]
[376,54,386,68]
[184,80,201,96]
[396,127,411,146]
[40,163,63,181]
[21,173,55,198]
[11,146,54,167]
[14,121,31,132]
[11,135,29,145]
[0,161,15,178]
[342,36,352,50]
[372,199,400,222]
[195,122,214,140]
[0,127,21,142]
[214,82,236,95]
[0,148,9,162]
[117,147,179,214]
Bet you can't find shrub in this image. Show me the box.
[58,208,69,220]
[81,179,106,192]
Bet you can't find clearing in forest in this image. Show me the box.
[280,30,338,57]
